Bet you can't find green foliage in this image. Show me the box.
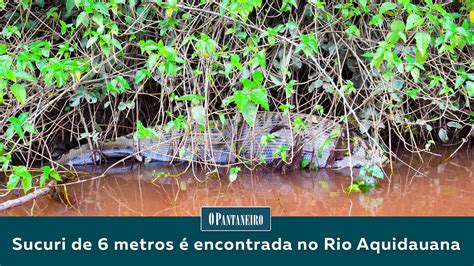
[0,53,39,105]
[260,133,275,147]
[151,170,171,179]
[134,120,160,140]
[40,166,62,187]
[345,164,384,193]
[345,23,360,39]
[194,33,219,58]
[261,25,284,46]
[281,0,297,13]
[191,105,206,127]
[300,156,320,171]
[360,164,384,179]
[300,157,310,170]
[7,166,32,193]
[70,87,100,107]
[317,128,340,159]
[291,116,307,134]
[9,84,27,105]
[225,70,269,126]
[0,0,471,193]
[296,33,319,57]
[105,75,130,95]
[406,14,424,31]
[0,143,11,171]
[2,26,21,39]
[313,105,324,115]
[6,112,36,139]
[415,32,431,58]
[228,166,241,183]
[177,94,205,103]
[40,58,89,88]
[221,0,262,22]
[165,115,190,133]
[272,144,289,162]
[134,69,151,84]
[139,40,184,76]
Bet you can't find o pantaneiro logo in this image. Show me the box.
[201,207,271,232]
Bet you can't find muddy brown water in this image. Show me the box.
[1,148,473,216]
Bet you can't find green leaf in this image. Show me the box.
[86,36,98,48]
[296,33,318,56]
[406,14,424,31]
[111,39,123,51]
[313,105,324,114]
[22,123,37,135]
[191,105,206,127]
[134,120,160,139]
[0,79,6,104]
[300,158,310,169]
[40,166,51,187]
[415,32,431,57]
[455,74,466,89]
[7,174,20,190]
[280,0,297,12]
[0,43,6,54]
[369,165,384,179]
[250,88,269,111]
[229,166,241,183]
[230,54,243,71]
[50,169,61,181]
[252,70,264,85]
[146,53,160,70]
[273,144,289,162]
[15,71,36,82]
[233,90,250,111]
[241,102,258,127]
[18,112,29,124]
[92,14,104,27]
[379,2,398,14]
[344,183,361,193]
[60,20,68,34]
[134,69,149,84]
[10,83,27,105]
[330,128,341,139]
[65,0,75,14]
[438,128,448,143]
[410,68,420,83]
[447,121,462,129]
[390,20,405,32]
[138,40,160,54]
[260,133,275,146]
[466,81,474,97]
[10,166,33,193]
[76,11,89,27]
[369,14,383,26]
[250,50,266,69]
[21,174,32,193]
[177,94,204,102]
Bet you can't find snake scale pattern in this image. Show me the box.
[58,112,384,168]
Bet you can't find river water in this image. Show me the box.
[1,147,473,216]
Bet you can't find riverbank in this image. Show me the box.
[1,147,471,216]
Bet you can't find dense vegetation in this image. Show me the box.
[0,0,473,192]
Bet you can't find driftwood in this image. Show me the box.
[0,182,54,212]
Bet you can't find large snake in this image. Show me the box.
[57,112,385,169]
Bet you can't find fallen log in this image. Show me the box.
[0,182,55,212]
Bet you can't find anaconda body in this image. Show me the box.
[58,112,384,169]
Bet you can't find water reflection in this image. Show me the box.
[2,148,473,216]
